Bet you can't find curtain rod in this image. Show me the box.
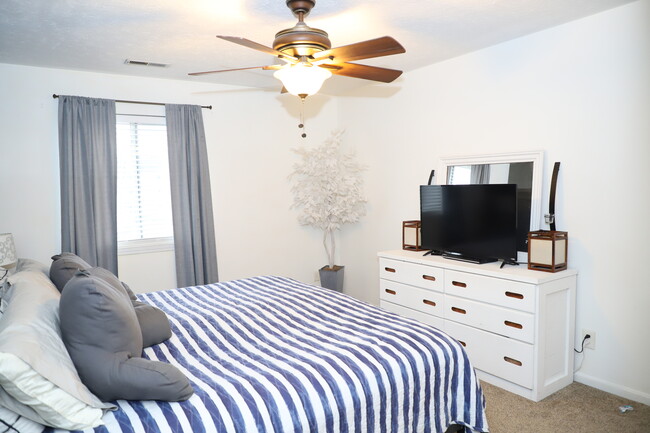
[52,94,212,110]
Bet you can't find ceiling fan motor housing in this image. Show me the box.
[273,24,331,57]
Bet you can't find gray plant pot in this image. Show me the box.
[319,265,344,292]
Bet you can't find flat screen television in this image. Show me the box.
[420,184,518,264]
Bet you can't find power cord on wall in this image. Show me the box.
[573,334,591,373]
[574,334,591,354]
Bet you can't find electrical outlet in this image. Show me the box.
[582,329,596,350]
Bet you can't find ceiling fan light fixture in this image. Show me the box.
[274,63,332,98]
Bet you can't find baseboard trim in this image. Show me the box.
[574,372,650,405]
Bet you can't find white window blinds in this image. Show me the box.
[116,115,174,252]
[447,165,471,185]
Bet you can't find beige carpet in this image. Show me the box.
[481,381,650,433]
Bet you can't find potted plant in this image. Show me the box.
[290,130,366,291]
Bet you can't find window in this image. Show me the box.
[447,165,471,185]
[116,115,174,254]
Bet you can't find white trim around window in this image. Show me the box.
[118,237,174,255]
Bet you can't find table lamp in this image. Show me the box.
[0,233,17,279]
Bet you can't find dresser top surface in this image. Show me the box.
[378,250,577,284]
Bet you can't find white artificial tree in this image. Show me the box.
[290,130,366,269]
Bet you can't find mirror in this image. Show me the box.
[439,151,544,261]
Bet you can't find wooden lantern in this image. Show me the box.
[528,230,568,272]
[402,220,424,251]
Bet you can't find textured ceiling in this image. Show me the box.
[0,0,637,94]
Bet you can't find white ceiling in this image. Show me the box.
[0,0,637,95]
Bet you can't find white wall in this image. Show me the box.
[0,63,339,290]
[118,251,176,294]
[338,0,650,403]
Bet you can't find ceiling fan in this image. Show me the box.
[189,0,406,98]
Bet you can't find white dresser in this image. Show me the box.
[378,249,577,402]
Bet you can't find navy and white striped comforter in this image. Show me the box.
[51,276,488,433]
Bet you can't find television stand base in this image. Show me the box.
[500,259,520,269]
[442,253,497,264]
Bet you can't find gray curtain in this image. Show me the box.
[470,164,491,184]
[58,95,118,273]
[165,104,218,287]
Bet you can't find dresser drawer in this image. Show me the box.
[380,279,443,318]
[443,294,535,343]
[380,300,445,330]
[444,270,535,312]
[379,258,443,292]
[444,320,534,389]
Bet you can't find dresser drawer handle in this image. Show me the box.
[504,320,523,329]
[422,299,437,307]
[458,340,467,347]
[504,356,523,367]
[422,275,436,281]
[385,289,396,295]
[505,291,524,300]
[451,306,467,314]
[384,267,396,273]
[452,281,467,288]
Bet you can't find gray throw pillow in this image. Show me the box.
[49,253,92,292]
[121,281,139,301]
[60,268,193,402]
[133,302,173,348]
[51,253,173,348]
[97,272,173,348]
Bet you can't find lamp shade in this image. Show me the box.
[0,233,17,268]
[274,63,332,97]
[528,230,567,272]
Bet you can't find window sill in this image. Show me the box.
[118,237,174,255]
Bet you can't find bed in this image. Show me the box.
[3,270,488,433]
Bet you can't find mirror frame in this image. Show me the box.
[438,150,544,260]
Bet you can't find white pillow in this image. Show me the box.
[0,353,103,430]
[14,258,49,276]
[1,258,49,311]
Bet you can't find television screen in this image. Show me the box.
[420,184,518,263]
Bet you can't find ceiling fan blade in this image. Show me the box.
[329,63,403,83]
[312,36,405,63]
[189,65,279,76]
[318,64,343,71]
[217,36,298,63]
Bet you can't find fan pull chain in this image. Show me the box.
[298,97,307,138]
